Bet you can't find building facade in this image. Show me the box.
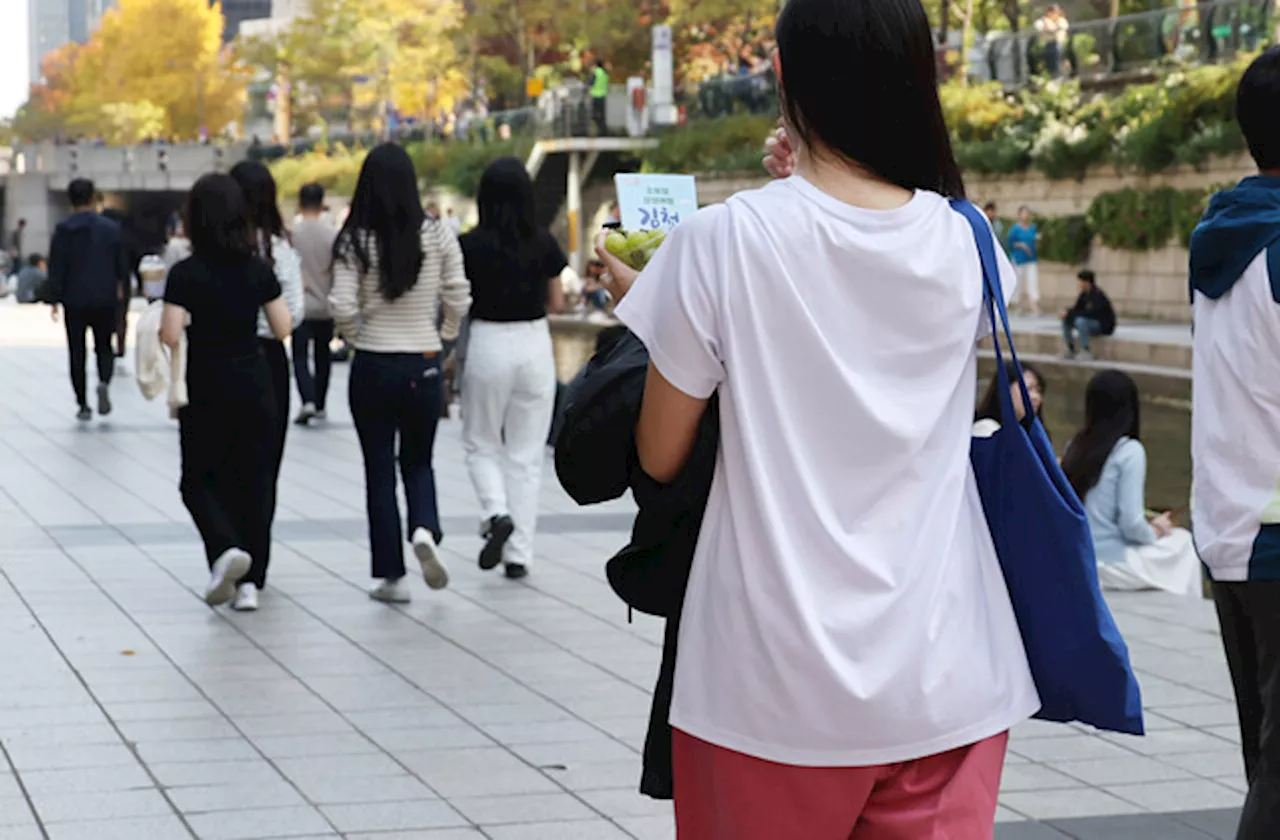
[28,0,115,85]
[219,0,273,41]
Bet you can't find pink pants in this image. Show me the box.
[672,728,1009,840]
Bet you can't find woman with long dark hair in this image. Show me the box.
[228,160,303,611]
[593,0,1036,833]
[1062,371,1198,596]
[160,174,292,608]
[974,361,1046,437]
[458,157,566,580]
[330,143,471,603]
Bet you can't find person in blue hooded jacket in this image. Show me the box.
[1189,46,1280,839]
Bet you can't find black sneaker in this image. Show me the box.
[504,562,528,580]
[479,514,515,571]
[76,406,92,422]
[97,383,112,417]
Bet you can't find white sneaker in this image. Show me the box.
[369,579,411,603]
[205,549,251,606]
[294,402,317,426]
[232,583,259,612]
[313,409,327,421]
[413,528,449,591]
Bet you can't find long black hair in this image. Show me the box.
[185,174,254,263]
[472,156,543,268]
[1062,370,1141,499]
[976,362,1045,425]
[775,0,965,199]
[229,160,286,266]
[335,143,426,302]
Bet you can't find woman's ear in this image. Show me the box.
[772,49,782,84]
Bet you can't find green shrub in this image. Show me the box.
[1038,215,1094,264]
[269,145,366,199]
[955,134,1032,175]
[641,114,775,175]
[408,138,535,196]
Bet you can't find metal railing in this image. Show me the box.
[680,71,778,120]
[977,0,1270,87]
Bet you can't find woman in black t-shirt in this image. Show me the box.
[458,157,566,580]
[161,174,293,609]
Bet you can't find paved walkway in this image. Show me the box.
[0,302,1249,839]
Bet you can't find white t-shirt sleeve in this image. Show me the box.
[614,210,726,400]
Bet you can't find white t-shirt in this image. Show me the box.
[1193,250,1280,582]
[615,176,1039,767]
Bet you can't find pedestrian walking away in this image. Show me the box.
[459,157,567,581]
[330,143,472,604]
[602,0,1039,834]
[160,174,293,609]
[229,161,305,611]
[291,182,339,425]
[1189,47,1280,840]
[43,178,130,422]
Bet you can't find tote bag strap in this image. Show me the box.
[950,199,1036,427]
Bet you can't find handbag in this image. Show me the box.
[953,198,1145,736]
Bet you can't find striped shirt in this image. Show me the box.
[330,220,472,353]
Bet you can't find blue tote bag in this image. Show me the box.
[953,199,1144,736]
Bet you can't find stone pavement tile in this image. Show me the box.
[146,759,286,788]
[576,789,672,820]
[1174,808,1241,839]
[0,827,44,840]
[616,815,675,840]
[1008,736,1137,763]
[1156,704,1240,728]
[510,739,637,766]
[479,720,606,746]
[185,805,332,839]
[373,726,494,753]
[1160,749,1247,778]
[103,700,224,722]
[1054,755,1196,786]
[344,708,467,732]
[319,800,468,833]
[0,796,36,829]
[166,782,308,814]
[543,760,643,793]
[228,711,355,738]
[249,732,382,759]
[30,788,172,823]
[1045,814,1212,839]
[1103,729,1235,756]
[345,832,485,840]
[15,764,154,795]
[4,742,137,771]
[399,747,560,799]
[998,790,1145,820]
[117,717,242,743]
[1109,779,1243,812]
[274,752,406,784]
[288,774,438,806]
[135,738,259,764]
[0,722,122,747]
[448,793,598,826]
[999,763,1087,792]
[44,815,193,840]
[482,822,633,840]
[994,825,1071,840]
[454,701,574,726]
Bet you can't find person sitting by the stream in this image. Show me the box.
[1062,269,1116,361]
[1062,370,1200,597]
[583,260,610,312]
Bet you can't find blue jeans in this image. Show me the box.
[1063,316,1103,352]
[349,351,443,580]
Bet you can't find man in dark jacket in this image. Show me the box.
[1061,269,1117,361]
[45,178,129,421]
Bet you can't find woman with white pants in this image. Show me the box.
[459,158,567,580]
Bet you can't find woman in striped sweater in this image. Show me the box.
[330,143,472,603]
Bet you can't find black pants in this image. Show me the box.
[179,352,277,585]
[592,97,607,136]
[292,319,334,411]
[114,299,128,358]
[1214,580,1280,838]
[349,351,443,580]
[65,305,116,408]
[258,338,290,587]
